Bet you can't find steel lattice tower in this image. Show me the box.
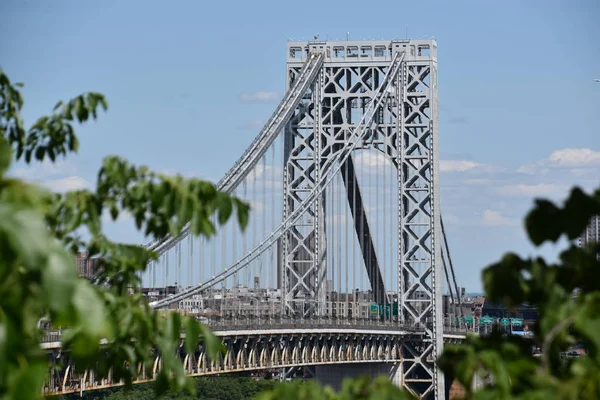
[281,39,443,398]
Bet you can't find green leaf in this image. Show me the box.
[47,146,56,162]
[110,204,119,220]
[234,198,249,231]
[53,100,63,111]
[184,318,201,354]
[42,250,77,317]
[525,199,563,246]
[34,145,45,161]
[0,137,12,176]
[98,94,108,111]
[198,323,225,360]
[562,187,600,240]
[217,195,233,225]
[6,360,48,400]
[72,281,109,338]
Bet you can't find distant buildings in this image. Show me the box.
[579,215,599,262]
[579,215,599,248]
[76,252,100,278]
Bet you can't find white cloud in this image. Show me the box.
[516,164,550,175]
[43,176,90,193]
[547,148,600,168]
[246,164,280,180]
[239,91,279,103]
[496,183,569,199]
[10,159,91,194]
[440,160,493,173]
[244,164,283,190]
[353,152,390,169]
[518,148,600,175]
[249,200,265,214]
[11,159,77,180]
[481,209,515,227]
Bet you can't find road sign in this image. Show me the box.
[501,318,510,326]
[511,318,523,326]
[378,303,398,317]
[370,304,379,316]
[480,316,494,325]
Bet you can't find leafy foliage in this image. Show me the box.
[255,376,415,400]
[0,68,249,400]
[439,186,600,399]
[54,376,277,400]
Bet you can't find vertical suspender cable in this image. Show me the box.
[350,154,356,320]
[243,180,248,289]
[336,169,342,319]
[188,234,192,288]
[441,216,463,318]
[261,155,267,292]
[177,242,181,290]
[344,160,351,321]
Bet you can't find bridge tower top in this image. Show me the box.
[286,39,437,64]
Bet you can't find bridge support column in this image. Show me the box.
[314,363,402,391]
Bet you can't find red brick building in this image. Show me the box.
[76,252,99,278]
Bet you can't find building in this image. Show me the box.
[579,215,599,247]
[579,215,599,254]
[579,215,599,263]
[76,252,100,278]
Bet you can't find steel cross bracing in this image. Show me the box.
[281,40,442,398]
[150,50,405,310]
[145,54,325,257]
[281,49,405,317]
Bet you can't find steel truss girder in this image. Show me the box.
[42,329,462,396]
[282,62,400,317]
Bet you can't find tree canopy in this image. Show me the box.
[1,67,599,400]
[0,68,249,399]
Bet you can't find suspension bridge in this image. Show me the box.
[42,39,473,399]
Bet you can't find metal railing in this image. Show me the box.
[40,318,473,344]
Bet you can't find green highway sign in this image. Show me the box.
[370,304,379,316]
[378,303,399,317]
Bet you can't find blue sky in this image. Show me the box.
[1,0,599,292]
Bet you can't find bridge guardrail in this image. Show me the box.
[40,319,473,343]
